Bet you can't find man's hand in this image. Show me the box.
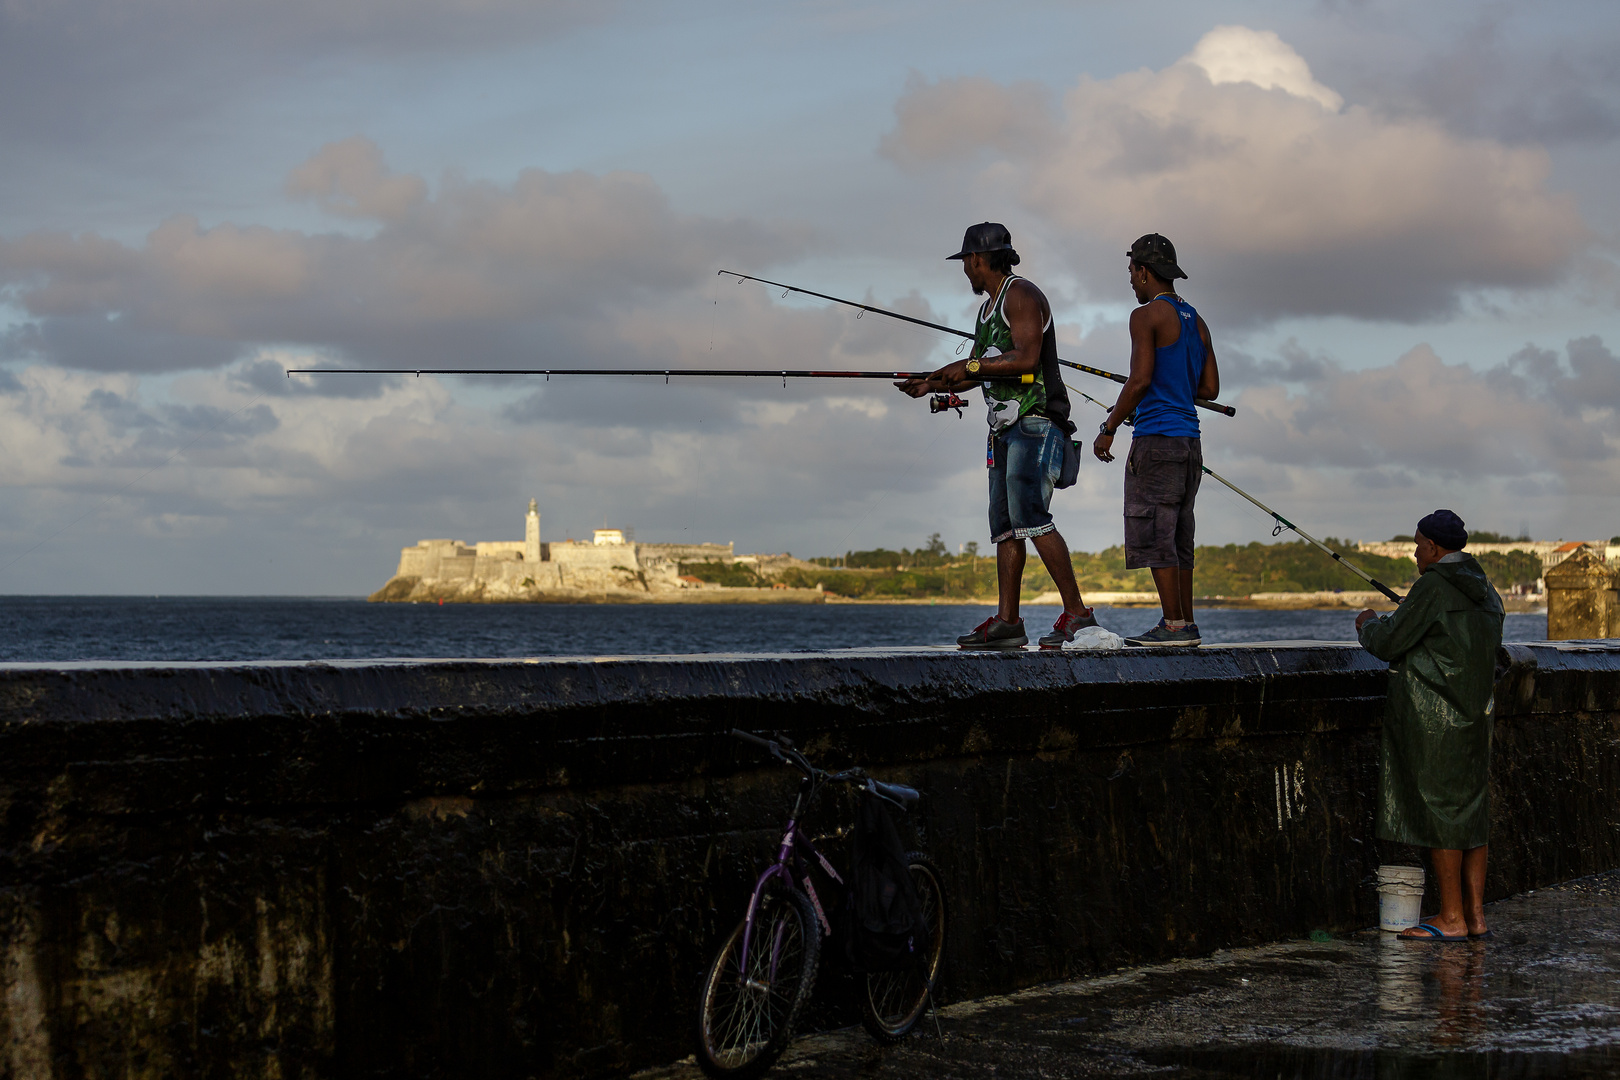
[896,358,975,398]
[1093,431,1115,463]
[1355,608,1379,632]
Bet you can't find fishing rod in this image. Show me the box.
[285,367,1035,386]
[1060,384,1405,604]
[1198,465,1405,604]
[1069,385,1404,603]
[719,270,1237,418]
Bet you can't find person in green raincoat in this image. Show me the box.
[1355,509,1504,941]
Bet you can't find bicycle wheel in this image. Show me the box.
[860,853,947,1044]
[695,887,822,1078]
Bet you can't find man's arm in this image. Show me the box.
[975,281,1043,378]
[1358,575,1436,662]
[1195,316,1219,401]
[895,279,1043,397]
[1093,304,1159,462]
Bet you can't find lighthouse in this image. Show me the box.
[525,498,541,563]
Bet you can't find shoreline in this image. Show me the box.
[367,589,1545,614]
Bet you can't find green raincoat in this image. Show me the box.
[1358,553,1505,849]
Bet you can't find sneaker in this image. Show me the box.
[1038,607,1099,648]
[1124,619,1201,647]
[957,615,1028,649]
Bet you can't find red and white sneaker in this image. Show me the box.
[1038,608,1099,648]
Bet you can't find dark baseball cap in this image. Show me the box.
[1128,233,1188,280]
[948,222,1017,261]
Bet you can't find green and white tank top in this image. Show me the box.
[974,274,1051,433]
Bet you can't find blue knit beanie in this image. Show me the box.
[1417,509,1467,550]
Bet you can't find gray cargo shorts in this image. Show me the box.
[1123,435,1201,570]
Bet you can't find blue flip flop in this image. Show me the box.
[1468,930,1494,940]
[1402,923,1469,942]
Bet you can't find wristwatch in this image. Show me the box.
[1098,421,1117,437]
[965,359,982,375]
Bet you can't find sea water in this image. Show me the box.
[0,597,1550,663]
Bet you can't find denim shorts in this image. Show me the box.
[1123,434,1202,569]
[988,415,1064,543]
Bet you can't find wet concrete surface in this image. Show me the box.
[642,870,1620,1079]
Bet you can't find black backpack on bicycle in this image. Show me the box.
[842,791,925,972]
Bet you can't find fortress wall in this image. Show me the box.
[396,539,471,578]
[1,644,1616,1077]
[435,556,476,581]
[638,542,735,563]
[476,542,526,559]
[396,547,437,578]
[547,543,640,570]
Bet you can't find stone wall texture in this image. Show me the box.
[1,643,1617,1078]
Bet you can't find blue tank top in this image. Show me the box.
[1133,295,1204,438]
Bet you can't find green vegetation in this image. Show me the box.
[778,539,1428,601]
[693,534,1547,600]
[1471,550,1544,591]
[1387,529,1531,544]
[679,560,766,588]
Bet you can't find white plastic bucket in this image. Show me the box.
[1376,864,1426,931]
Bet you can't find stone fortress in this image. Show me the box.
[370,499,825,603]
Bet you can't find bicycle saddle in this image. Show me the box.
[867,779,919,811]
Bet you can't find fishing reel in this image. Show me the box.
[929,393,970,418]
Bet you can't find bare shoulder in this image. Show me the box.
[1005,277,1047,313]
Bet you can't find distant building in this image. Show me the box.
[375,500,735,602]
[1355,537,1617,593]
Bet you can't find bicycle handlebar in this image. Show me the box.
[730,730,921,810]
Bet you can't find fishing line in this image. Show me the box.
[0,387,270,580]
[1060,381,1403,603]
[721,270,1236,418]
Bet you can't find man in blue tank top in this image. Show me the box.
[1092,234,1221,647]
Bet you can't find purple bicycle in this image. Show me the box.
[694,729,947,1078]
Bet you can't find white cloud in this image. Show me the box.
[1183,25,1343,111]
[882,25,1586,324]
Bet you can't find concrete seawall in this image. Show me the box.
[1,644,1617,1078]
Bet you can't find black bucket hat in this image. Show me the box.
[1128,233,1188,280]
[948,222,1018,262]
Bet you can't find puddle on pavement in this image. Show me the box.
[1141,1046,1620,1079]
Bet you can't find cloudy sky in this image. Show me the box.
[3,0,1618,594]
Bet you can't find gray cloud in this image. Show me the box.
[1219,340,1334,389]
[1224,337,1620,482]
[236,358,388,399]
[882,27,1587,325]
[0,139,799,374]
[1336,14,1620,146]
[0,0,608,185]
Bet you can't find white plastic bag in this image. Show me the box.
[1064,625,1124,651]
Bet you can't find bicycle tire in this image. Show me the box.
[695,886,822,1078]
[860,852,947,1044]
